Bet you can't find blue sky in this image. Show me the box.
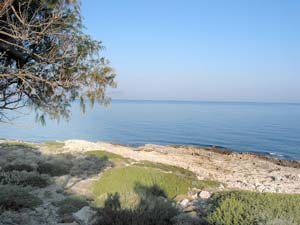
[82,0,300,103]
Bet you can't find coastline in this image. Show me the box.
[1,138,299,194]
[2,138,299,167]
[58,139,300,193]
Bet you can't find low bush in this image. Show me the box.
[0,185,42,211]
[3,163,35,172]
[70,155,109,177]
[55,196,89,223]
[0,171,50,188]
[37,159,71,176]
[95,192,180,225]
[205,191,300,225]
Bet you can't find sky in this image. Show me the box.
[82,0,300,103]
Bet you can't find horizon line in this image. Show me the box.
[111,98,300,105]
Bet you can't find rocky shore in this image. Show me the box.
[0,139,300,225]
[62,139,300,194]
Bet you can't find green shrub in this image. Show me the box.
[70,155,109,177]
[56,196,89,214]
[206,191,300,225]
[95,193,180,225]
[37,159,71,176]
[3,163,35,172]
[86,150,130,164]
[0,185,42,211]
[20,172,50,188]
[55,196,89,222]
[0,171,50,188]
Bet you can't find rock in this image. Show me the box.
[187,188,201,200]
[198,191,211,199]
[179,199,190,208]
[182,205,195,213]
[73,206,96,225]
[219,184,225,190]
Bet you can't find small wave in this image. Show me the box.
[265,151,289,160]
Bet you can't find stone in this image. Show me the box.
[73,206,96,225]
[183,205,195,213]
[179,199,190,208]
[198,191,211,199]
[187,188,201,200]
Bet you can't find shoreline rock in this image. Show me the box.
[63,139,300,194]
[1,138,300,194]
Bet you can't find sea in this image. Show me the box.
[0,100,299,160]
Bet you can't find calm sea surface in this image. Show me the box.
[0,100,300,160]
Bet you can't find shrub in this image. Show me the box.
[70,155,109,177]
[205,191,300,225]
[0,211,32,225]
[0,185,42,211]
[0,171,50,188]
[20,172,50,188]
[171,213,202,225]
[37,159,71,176]
[55,196,89,223]
[95,193,180,225]
[3,163,35,172]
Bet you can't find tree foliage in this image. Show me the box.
[0,0,116,122]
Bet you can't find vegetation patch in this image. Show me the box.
[55,196,89,223]
[3,163,35,172]
[2,142,35,149]
[86,150,130,164]
[135,161,197,178]
[43,141,65,149]
[134,161,221,189]
[0,171,50,188]
[0,185,42,211]
[37,159,71,176]
[93,165,214,208]
[206,191,300,225]
[94,192,180,225]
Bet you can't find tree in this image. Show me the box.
[0,0,116,123]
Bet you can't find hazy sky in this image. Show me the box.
[82,0,300,103]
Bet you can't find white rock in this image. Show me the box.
[73,206,96,225]
[179,199,190,208]
[199,191,211,199]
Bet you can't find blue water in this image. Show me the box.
[0,100,300,160]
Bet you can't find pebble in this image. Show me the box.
[199,191,211,199]
[179,199,190,208]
